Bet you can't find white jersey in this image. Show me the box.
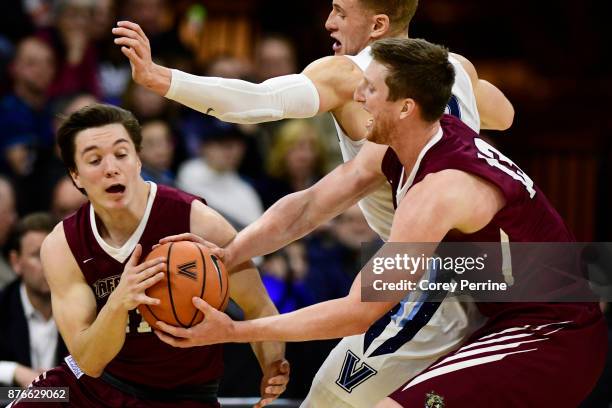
[334,46,480,241]
[302,47,484,408]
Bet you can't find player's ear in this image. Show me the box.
[70,169,83,190]
[399,98,416,119]
[371,14,390,39]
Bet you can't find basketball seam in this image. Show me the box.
[167,242,189,328]
[189,243,207,327]
[211,255,229,311]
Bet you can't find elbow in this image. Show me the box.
[482,108,514,131]
[73,356,104,378]
[81,364,103,378]
[499,105,515,131]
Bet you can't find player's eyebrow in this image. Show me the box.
[333,3,345,13]
[81,138,130,156]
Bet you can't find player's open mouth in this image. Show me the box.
[332,38,342,52]
[106,184,126,194]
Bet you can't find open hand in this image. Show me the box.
[255,359,290,407]
[154,297,236,347]
[108,244,165,311]
[112,21,171,94]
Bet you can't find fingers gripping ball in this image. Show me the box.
[138,241,230,328]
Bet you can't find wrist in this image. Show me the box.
[107,292,129,314]
[146,64,172,96]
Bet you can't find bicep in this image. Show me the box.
[451,53,514,131]
[190,200,237,247]
[303,56,361,113]
[228,266,273,316]
[388,170,506,242]
[41,229,97,349]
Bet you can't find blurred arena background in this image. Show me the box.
[0,0,610,406]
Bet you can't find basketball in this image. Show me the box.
[138,241,230,329]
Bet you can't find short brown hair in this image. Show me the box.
[9,212,56,254]
[371,38,455,122]
[57,103,142,173]
[358,0,418,34]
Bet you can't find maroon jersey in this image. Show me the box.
[381,114,600,323]
[63,183,223,389]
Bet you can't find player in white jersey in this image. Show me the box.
[114,1,514,406]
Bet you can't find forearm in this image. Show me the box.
[227,191,319,266]
[164,70,319,124]
[70,297,128,377]
[231,267,285,365]
[247,296,285,369]
[230,297,385,343]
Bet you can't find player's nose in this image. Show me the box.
[325,12,337,31]
[103,157,121,177]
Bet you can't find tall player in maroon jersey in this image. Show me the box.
[154,39,606,406]
[9,105,289,408]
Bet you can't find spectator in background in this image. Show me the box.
[177,55,265,178]
[12,93,97,216]
[307,205,379,302]
[122,82,174,122]
[91,0,131,105]
[260,242,315,314]
[120,0,192,67]
[0,213,67,387]
[0,177,18,289]
[139,119,175,186]
[177,118,263,229]
[260,119,327,208]
[253,34,297,82]
[51,176,87,220]
[38,0,100,98]
[0,37,55,177]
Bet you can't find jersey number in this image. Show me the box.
[335,350,377,393]
[126,309,152,334]
[474,138,536,198]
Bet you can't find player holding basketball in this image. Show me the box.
[113,1,515,406]
[9,104,289,408]
[154,38,607,407]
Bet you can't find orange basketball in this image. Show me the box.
[138,241,230,329]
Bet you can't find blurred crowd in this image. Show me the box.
[0,0,610,404]
[0,0,382,399]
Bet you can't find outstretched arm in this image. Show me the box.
[223,141,387,269]
[113,21,358,123]
[154,170,506,345]
[452,53,515,131]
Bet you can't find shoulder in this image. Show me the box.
[303,56,362,99]
[189,200,236,247]
[449,52,477,83]
[41,223,84,287]
[41,222,81,269]
[41,222,70,261]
